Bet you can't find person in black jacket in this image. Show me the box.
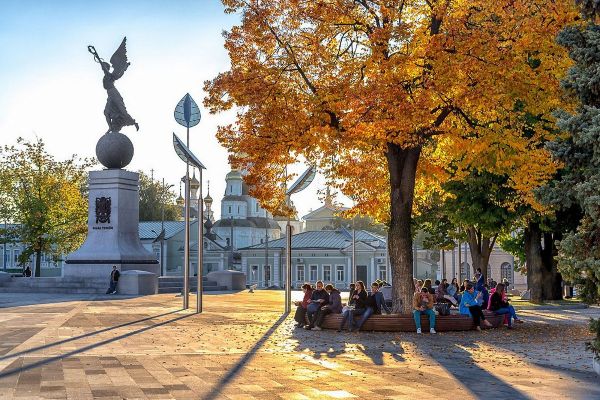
[338,280,368,332]
[353,282,392,332]
[313,284,343,330]
[305,280,329,329]
[489,283,523,328]
[106,265,120,294]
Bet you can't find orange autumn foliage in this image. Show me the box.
[205,0,578,311]
[206,0,576,219]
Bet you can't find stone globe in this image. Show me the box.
[96,132,134,169]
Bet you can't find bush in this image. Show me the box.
[588,318,600,359]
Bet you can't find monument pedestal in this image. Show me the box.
[64,169,159,289]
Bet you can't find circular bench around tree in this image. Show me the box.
[318,311,504,332]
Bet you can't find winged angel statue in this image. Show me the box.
[88,37,139,133]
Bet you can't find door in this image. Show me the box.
[357,265,368,284]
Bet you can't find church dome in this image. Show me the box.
[190,172,200,188]
[176,194,184,206]
[204,191,213,204]
[225,170,243,180]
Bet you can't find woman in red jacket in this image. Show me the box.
[294,283,313,328]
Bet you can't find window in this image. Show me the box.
[323,265,331,282]
[256,203,259,212]
[13,250,20,266]
[251,266,258,281]
[228,206,232,214]
[460,262,471,281]
[500,262,512,285]
[378,265,387,282]
[237,206,240,213]
[226,238,230,247]
[297,265,305,282]
[309,265,318,281]
[336,265,344,282]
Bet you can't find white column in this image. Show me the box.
[370,257,375,283]
[347,257,352,284]
[273,252,280,287]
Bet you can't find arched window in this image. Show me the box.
[500,262,512,286]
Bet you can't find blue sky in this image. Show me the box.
[0,0,338,221]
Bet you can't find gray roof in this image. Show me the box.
[240,229,386,251]
[213,217,280,230]
[139,221,186,240]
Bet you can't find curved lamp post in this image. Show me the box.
[173,93,204,312]
[284,165,316,313]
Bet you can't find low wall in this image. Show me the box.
[206,270,246,290]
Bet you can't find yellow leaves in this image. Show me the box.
[206,0,578,222]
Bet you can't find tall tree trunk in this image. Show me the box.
[35,248,42,277]
[525,222,544,303]
[542,232,563,300]
[465,226,496,279]
[386,143,421,314]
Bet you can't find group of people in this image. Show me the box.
[414,268,523,331]
[294,268,522,334]
[293,280,390,332]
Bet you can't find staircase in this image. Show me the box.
[158,276,228,293]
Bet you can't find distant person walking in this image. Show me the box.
[24,266,32,277]
[106,265,120,294]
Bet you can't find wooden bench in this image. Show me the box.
[317,311,504,332]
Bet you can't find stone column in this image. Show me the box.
[64,170,159,280]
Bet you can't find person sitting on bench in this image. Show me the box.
[489,283,523,328]
[293,283,312,328]
[338,281,368,332]
[305,280,329,329]
[353,282,392,332]
[436,278,458,305]
[413,287,437,334]
[312,284,342,330]
[460,282,493,331]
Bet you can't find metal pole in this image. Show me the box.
[265,223,269,287]
[352,225,356,283]
[230,216,234,269]
[285,200,292,313]
[183,126,190,309]
[441,249,446,280]
[197,169,203,313]
[161,178,165,277]
[458,239,462,281]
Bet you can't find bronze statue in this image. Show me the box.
[88,38,139,133]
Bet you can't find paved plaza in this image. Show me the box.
[0,291,598,400]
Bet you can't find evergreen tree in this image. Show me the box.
[546,5,600,302]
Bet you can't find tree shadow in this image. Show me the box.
[0,309,182,362]
[0,311,194,379]
[291,327,406,365]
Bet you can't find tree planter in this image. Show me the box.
[594,357,600,376]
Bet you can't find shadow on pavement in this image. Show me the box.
[202,313,288,400]
[0,309,182,362]
[0,311,194,380]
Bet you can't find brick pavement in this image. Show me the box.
[0,291,598,399]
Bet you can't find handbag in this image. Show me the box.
[435,303,450,316]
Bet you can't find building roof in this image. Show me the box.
[213,217,280,230]
[226,170,243,180]
[240,229,386,251]
[139,221,185,240]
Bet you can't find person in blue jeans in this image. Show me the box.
[353,282,392,331]
[305,280,329,329]
[413,287,436,334]
[338,281,368,332]
[489,283,523,328]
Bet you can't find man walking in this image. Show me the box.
[106,265,120,294]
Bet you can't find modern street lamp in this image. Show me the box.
[284,165,316,313]
[173,92,203,312]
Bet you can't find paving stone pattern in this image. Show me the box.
[0,291,598,399]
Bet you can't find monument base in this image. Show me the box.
[64,169,158,294]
